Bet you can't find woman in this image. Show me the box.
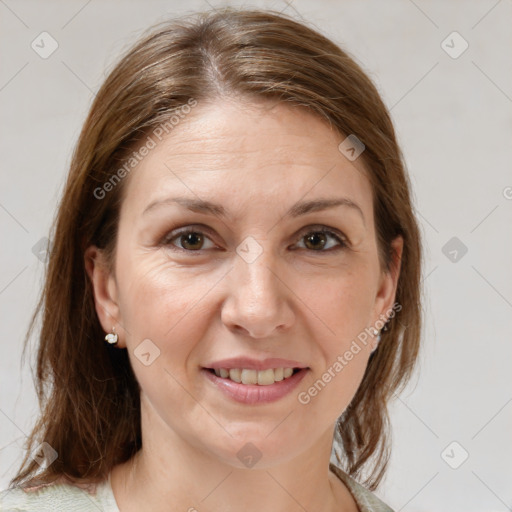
[1,7,422,511]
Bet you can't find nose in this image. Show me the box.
[220,249,295,339]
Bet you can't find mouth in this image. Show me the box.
[201,366,309,404]
[204,367,303,386]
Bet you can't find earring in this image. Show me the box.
[105,326,118,345]
[370,327,381,353]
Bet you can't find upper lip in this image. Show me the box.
[203,357,308,371]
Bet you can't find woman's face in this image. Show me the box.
[87,98,401,468]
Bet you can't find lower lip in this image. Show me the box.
[202,368,309,404]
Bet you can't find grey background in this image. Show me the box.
[1,1,511,510]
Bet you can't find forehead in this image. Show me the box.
[121,99,373,218]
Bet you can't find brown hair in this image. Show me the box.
[11,6,422,491]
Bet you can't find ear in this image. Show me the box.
[84,245,126,348]
[372,236,403,325]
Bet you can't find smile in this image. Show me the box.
[209,367,298,385]
[202,367,309,404]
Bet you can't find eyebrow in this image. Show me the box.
[143,196,365,224]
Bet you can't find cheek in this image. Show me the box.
[115,258,216,418]
[304,264,377,345]
[294,269,375,413]
[116,255,222,361]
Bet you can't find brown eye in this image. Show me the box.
[296,228,347,252]
[179,232,204,250]
[304,232,328,250]
[164,229,216,251]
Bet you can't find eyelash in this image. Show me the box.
[160,225,349,254]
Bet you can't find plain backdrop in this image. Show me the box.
[1,1,511,511]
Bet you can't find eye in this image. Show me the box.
[161,225,348,253]
[163,228,216,252]
[293,226,348,252]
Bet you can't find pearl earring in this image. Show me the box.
[105,326,118,345]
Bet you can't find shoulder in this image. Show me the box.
[329,463,395,512]
[0,476,119,512]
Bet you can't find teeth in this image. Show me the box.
[274,368,284,381]
[212,367,298,385]
[257,369,274,385]
[241,369,258,385]
[229,368,242,383]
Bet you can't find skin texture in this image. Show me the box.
[85,98,402,512]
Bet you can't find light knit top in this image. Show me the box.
[0,463,394,511]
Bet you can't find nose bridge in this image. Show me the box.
[221,239,293,337]
[238,248,280,302]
